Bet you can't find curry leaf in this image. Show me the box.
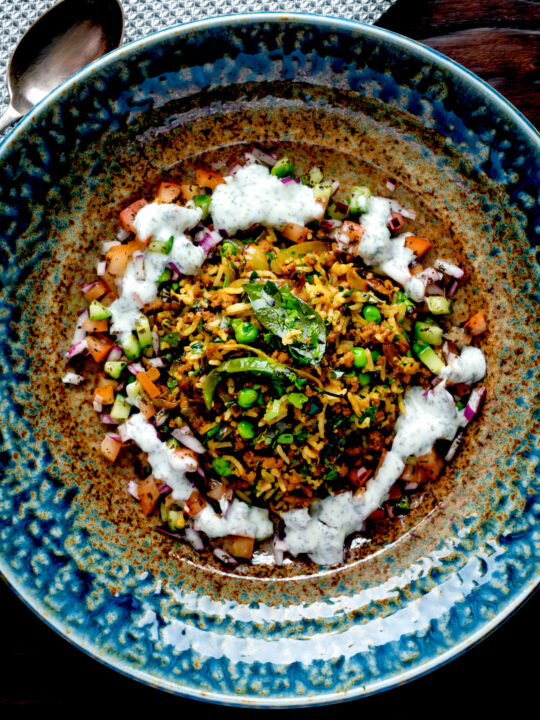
[244,282,327,366]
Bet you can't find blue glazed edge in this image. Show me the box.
[0,13,538,707]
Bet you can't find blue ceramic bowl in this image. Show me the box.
[0,14,538,706]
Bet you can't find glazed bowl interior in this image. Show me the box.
[0,14,538,706]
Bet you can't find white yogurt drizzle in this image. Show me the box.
[280,384,468,565]
[439,346,487,385]
[209,163,323,235]
[337,196,426,301]
[119,413,273,541]
[109,203,203,342]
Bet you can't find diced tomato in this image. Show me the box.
[106,241,139,277]
[119,199,148,234]
[83,281,108,301]
[86,335,115,363]
[136,371,161,400]
[281,223,309,243]
[340,221,364,245]
[82,317,108,333]
[184,490,207,516]
[94,385,114,405]
[156,182,181,203]
[404,235,432,258]
[137,395,156,420]
[101,434,122,462]
[416,449,444,481]
[138,475,161,515]
[463,310,487,336]
[368,508,385,520]
[222,535,255,559]
[194,165,225,190]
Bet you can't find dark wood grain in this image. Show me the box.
[377,0,540,127]
[2,0,538,708]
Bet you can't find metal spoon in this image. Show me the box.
[0,0,124,132]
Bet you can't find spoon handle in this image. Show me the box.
[0,104,22,133]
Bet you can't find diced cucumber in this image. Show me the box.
[165,437,180,449]
[308,166,323,186]
[135,315,153,349]
[110,394,131,422]
[122,333,141,360]
[126,379,143,402]
[313,183,334,205]
[88,300,112,321]
[395,290,415,313]
[327,201,349,221]
[168,509,185,531]
[271,157,294,178]
[348,185,371,214]
[192,194,211,219]
[158,267,172,283]
[426,296,453,315]
[147,235,174,254]
[414,320,443,346]
[104,361,127,379]
[413,342,445,374]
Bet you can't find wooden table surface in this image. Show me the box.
[2,0,538,709]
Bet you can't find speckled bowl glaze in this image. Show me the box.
[0,14,538,706]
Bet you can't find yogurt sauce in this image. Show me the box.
[338,196,426,301]
[209,163,323,235]
[119,412,273,541]
[280,384,465,565]
[109,203,203,342]
[440,346,487,385]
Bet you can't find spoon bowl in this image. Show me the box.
[0,0,123,132]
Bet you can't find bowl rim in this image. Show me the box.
[1,11,538,707]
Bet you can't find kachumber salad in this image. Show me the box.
[63,149,488,566]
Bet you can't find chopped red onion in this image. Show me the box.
[387,198,417,220]
[154,410,168,427]
[333,200,349,214]
[93,397,103,413]
[434,258,464,279]
[100,413,118,425]
[196,228,222,253]
[464,386,486,422]
[62,372,85,385]
[106,345,124,362]
[425,283,445,296]
[106,433,123,443]
[320,218,343,231]
[273,535,288,566]
[213,548,238,566]
[172,427,206,454]
[158,483,172,494]
[281,177,295,185]
[96,260,107,276]
[445,431,463,461]
[67,338,89,359]
[250,146,277,165]
[152,330,161,356]
[330,180,340,196]
[126,480,139,499]
[102,240,121,253]
[404,481,419,491]
[116,227,130,242]
[127,362,145,375]
[447,280,459,298]
[388,212,404,232]
[356,467,370,483]
[167,261,181,280]
[386,178,397,192]
[147,356,165,368]
[415,267,443,284]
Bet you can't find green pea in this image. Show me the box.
[371,349,381,362]
[352,347,367,369]
[277,433,294,444]
[234,321,258,343]
[362,304,382,324]
[220,241,236,257]
[357,372,371,387]
[212,457,232,477]
[238,387,259,408]
[237,420,255,439]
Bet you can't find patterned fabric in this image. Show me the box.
[0,0,396,130]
